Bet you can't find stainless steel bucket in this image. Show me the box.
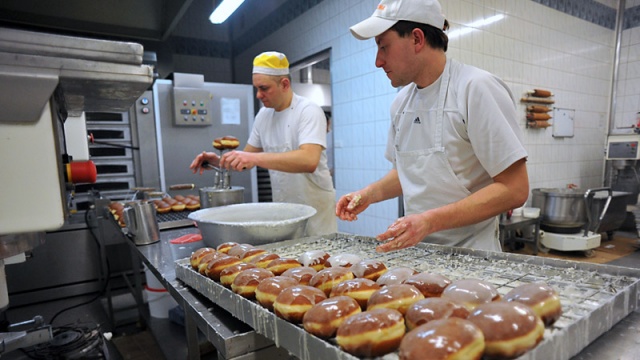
[199,186,244,209]
[123,201,160,245]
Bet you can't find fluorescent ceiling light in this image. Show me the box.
[448,14,505,39]
[209,0,245,24]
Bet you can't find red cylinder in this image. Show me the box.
[66,160,97,183]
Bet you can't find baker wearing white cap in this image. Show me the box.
[191,51,337,237]
[336,0,529,252]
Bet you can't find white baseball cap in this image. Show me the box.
[350,0,446,40]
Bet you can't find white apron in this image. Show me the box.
[393,60,500,251]
[264,143,337,237]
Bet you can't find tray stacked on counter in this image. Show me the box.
[175,233,640,360]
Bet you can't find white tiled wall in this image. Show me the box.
[233,0,619,238]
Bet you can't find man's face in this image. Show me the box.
[253,74,285,110]
[375,30,416,88]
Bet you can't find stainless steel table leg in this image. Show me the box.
[184,304,201,360]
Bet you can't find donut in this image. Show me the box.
[249,253,281,268]
[216,242,239,254]
[309,267,355,296]
[335,308,405,358]
[367,284,424,315]
[441,279,501,311]
[405,297,471,331]
[204,255,242,281]
[467,302,544,359]
[220,135,240,149]
[197,252,227,275]
[174,195,186,202]
[255,276,299,311]
[403,272,452,298]
[273,285,327,323]
[265,258,302,276]
[325,253,362,268]
[156,201,171,214]
[298,250,330,271]
[281,266,317,286]
[212,137,224,150]
[239,248,268,263]
[376,267,418,286]
[185,200,200,211]
[329,278,381,310]
[171,201,186,212]
[227,243,255,258]
[190,247,215,269]
[302,296,362,339]
[504,282,562,326]
[351,259,388,281]
[231,268,274,298]
[399,317,485,360]
[219,263,257,287]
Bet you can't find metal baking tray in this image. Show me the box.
[175,233,640,360]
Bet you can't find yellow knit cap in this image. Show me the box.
[252,51,289,76]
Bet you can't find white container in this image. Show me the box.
[144,286,178,318]
[523,207,541,218]
[144,264,163,290]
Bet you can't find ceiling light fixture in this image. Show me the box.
[209,0,245,24]
[448,14,505,39]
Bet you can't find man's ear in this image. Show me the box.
[412,28,426,50]
[280,77,291,90]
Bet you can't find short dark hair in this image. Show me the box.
[390,20,450,52]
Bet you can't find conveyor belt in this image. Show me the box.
[176,233,640,360]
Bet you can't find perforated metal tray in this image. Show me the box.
[175,233,640,360]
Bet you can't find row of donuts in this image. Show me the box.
[187,243,562,359]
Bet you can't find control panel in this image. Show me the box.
[172,87,213,126]
[606,135,640,160]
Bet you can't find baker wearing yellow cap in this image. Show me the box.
[190,51,337,236]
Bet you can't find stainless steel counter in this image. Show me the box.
[130,226,640,360]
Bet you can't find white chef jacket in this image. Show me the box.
[385,58,528,250]
[248,93,337,236]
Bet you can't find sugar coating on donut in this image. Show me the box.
[265,258,303,276]
[376,267,418,286]
[190,247,216,269]
[351,259,388,281]
[399,317,485,360]
[204,255,241,281]
[219,263,257,287]
[281,266,317,285]
[336,308,406,358]
[441,279,501,311]
[367,284,424,315]
[197,252,228,275]
[302,296,362,339]
[330,278,381,310]
[504,282,562,326]
[325,253,362,268]
[298,250,331,271]
[215,242,238,254]
[309,267,355,296]
[227,243,255,258]
[403,272,452,298]
[231,268,274,298]
[467,301,545,359]
[273,285,327,323]
[249,253,281,268]
[405,297,471,331]
[240,248,268,263]
[255,276,300,311]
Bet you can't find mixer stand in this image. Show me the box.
[0,316,53,356]
[540,231,601,257]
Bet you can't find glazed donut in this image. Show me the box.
[204,255,242,281]
[265,258,302,276]
[231,268,274,299]
[273,285,327,323]
[405,297,471,331]
[309,267,355,296]
[219,263,257,287]
[376,267,418,286]
[156,201,171,214]
[197,252,228,275]
[403,272,452,298]
[212,137,224,150]
[367,284,424,315]
[255,276,300,311]
[298,250,330,271]
[281,266,317,286]
[190,247,215,270]
[302,296,362,339]
[335,308,405,358]
[220,135,240,149]
[239,248,268,263]
[325,253,362,268]
[504,282,562,326]
[185,200,200,211]
[399,317,485,360]
[351,259,388,281]
[227,243,255,258]
[329,278,381,310]
[216,242,239,254]
[441,279,501,311]
[467,302,544,359]
[249,253,281,268]
[171,201,186,212]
